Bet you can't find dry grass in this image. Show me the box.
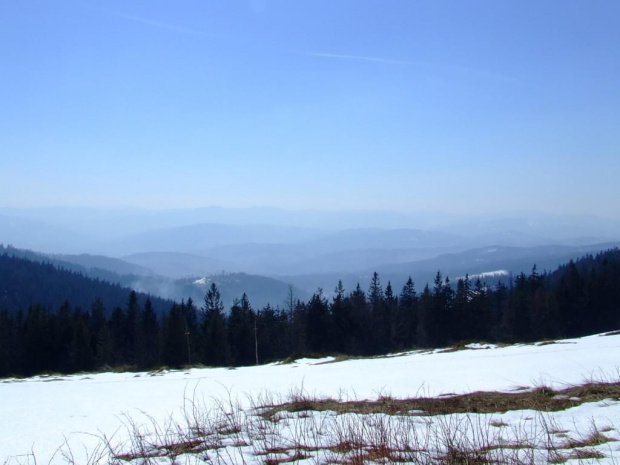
[567,447,607,459]
[562,429,614,449]
[16,378,620,465]
[260,380,620,420]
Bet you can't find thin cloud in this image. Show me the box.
[116,13,204,36]
[114,13,244,41]
[306,51,411,66]
[307,51,516,84]
[71,1,240,41]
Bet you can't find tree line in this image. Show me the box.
[0,249,619,377]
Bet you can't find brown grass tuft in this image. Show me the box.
[262,380,620,419]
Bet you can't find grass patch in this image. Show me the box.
[38,376,620,465]
[562,430,613,449]
[261,380,620,419]
[568,447,607,460]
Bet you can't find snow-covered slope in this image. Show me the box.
[2,332,620,463]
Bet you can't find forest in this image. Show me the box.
[0,248,619,377]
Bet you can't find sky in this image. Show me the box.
[1,0,619,217]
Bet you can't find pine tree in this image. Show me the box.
[228,294,255,366]
[453,275,472,341]
[306,289,331,353]
[503,272,530,342]
[108,306,127,365]
[367,272,385,354]
[137,298,159,369]
[0,311,19,377]
[557,261,586,336]
[183,298,199,365]
[201,282,229,366]
[417,285,433,347]
[381,282,397,352]
[470,279,491,341]
[350,283,372,355]
[54,300,74,372]
[69,309,93,372]
[257,304,290,362]
[331,280,354,353]
[162,303,187,367]
[395,277,418,349]
[22,304,53,375]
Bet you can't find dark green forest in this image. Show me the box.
[0,247,171,316]
[1,249,619,377]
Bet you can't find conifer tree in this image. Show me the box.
[367,272,385,353]
[557,261,586,336]
[162,303,187,367]
[257,304,290,362]
[395,277,418,348]
[453,275,472,341]
[201,282,229,366]
[69,309,93,372]
[137,298,159,369]
[417,285,433,347]
[0,311,19,376]
[183,298,199,365]
[350,283,372,355]
[306,288,330,353]
[228,294,255,366]
[125,291,141,363]
[331,280,354,353]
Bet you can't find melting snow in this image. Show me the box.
[1,333,619,463]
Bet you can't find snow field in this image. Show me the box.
[1,332,619,463]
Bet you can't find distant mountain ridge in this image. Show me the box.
[0,245,307,311]
[283,242,620,297]
[2,207,620,305]
[0,250,172,316]
[2,207,619,257]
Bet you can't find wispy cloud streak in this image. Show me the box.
[115,13,204,37]
[305,51,411,66]
[114,13,244,41]
[306,51,516,84]
[73,1,241,41]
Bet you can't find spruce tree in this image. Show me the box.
[306,289,330,353]
[162,303,187,367]
[228,294,255,366]
[331,280,354,353]
[201,283,229,366]
[396,277,418,349]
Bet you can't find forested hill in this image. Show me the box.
[1,246,619,378]
[0,252,171,316]
[0,244,144,287]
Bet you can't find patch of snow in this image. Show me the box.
[473,269,509,279]
[291,356,336,366]
[464,342,496,350]
[457,270,510,282]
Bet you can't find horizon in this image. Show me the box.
[3,204,620,225]
[2,1,620,218]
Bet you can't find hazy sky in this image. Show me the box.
[1,1,619,217]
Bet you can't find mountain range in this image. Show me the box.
[2,207,620,306]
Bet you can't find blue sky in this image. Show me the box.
[1,0,619,217]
